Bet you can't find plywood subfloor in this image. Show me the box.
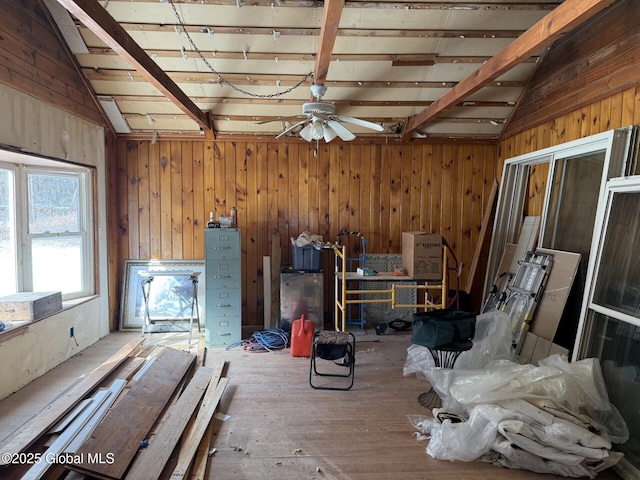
[0,330,624,480]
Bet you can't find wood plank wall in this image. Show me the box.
[110,139,498,333]
[0,0,103,127]
[499,0,640,217]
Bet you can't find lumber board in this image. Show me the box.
[170,377,229,480]
[0,338,144,465]
[189,356,227,479]
[190,417,215,480]
[270,229,281,329]
[23,380,127,480]
[47,399,92,435]
[124,366,216,480]
[196,336,206,367]
[67,347,196,479]
[465,178,498,294]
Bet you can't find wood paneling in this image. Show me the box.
[0,0,103,127]
[111,139,499,332]
[503,0,640,139]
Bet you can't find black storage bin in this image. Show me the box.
[411,309,476,349]
[292,245,322,270]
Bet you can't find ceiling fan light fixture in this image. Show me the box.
[311,118,324,140]
[323,124,338,142]
[299,123,313,142]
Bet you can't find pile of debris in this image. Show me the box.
[0,338,228,479]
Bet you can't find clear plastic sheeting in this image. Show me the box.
[403,310,516,379]
[407,354,629,478]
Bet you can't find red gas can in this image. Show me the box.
[290,314,315,357]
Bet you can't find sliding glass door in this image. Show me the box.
[577,177,640,479]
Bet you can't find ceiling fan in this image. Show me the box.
[256,85,384,142]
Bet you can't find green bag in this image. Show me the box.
[411,309,476,349]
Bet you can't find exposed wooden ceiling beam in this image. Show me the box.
[109,23,524,39]
[402,0,617,141]
[86,48,539,64]
[80,68,527,89]
[313,0,344,91]
[56,0,214,136]
[110,95,516,108]
[108,0,559,11]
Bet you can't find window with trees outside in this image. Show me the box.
[0,155,94,303]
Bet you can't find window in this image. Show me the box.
[0,153,94,301]
[577,177,640,478]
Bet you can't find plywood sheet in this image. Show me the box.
[530,248,581,342]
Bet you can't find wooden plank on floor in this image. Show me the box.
[67,347,196,479]
[124,366,216,480]
[196,336,206,367]
[170,376,229,480]
[190,416,215,480]
[184,355,227,480]
[23,380,127,480]
[0,338,145,465]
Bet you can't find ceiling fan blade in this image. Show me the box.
[299,123,314,142]
[334,115,384,132]
[254,115,306,125]
[326,120,356,141]
[275,118,310,139]
[323,124,338,142]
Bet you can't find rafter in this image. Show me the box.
[402,0,617,141]
[56,0,214,136]
[313,0,344,91]
[107,0,559,11]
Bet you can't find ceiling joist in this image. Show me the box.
[84,48,540,65]
[402,0,617,141]
[56,0,214,137]
[107,0,559,11]
[107,24,525,39]
[80,68,526,89]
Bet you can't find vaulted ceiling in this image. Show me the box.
[48,0,615,142]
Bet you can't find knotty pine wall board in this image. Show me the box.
[109,139,498,333]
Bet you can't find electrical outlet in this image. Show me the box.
[70,327,74,338]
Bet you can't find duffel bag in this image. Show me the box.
[411,309,476,349]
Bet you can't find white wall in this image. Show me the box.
[0,84,109,399]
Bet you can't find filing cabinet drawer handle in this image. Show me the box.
[211,246,231,250]
[215,304,232,307]
[217,332,231,336]
[212,275,231,279]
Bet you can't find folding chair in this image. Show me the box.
[309,331,356,391]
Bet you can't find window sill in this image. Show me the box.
[0,294,98,344]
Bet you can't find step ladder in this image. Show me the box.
[483,251,553,354]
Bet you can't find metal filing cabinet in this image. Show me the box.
[205,228,242,347]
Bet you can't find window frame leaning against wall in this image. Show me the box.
[0,149,96,303]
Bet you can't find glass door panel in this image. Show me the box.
[584,311,640,469]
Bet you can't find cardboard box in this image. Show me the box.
[402,232,442,280]
[0,291,63,321]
